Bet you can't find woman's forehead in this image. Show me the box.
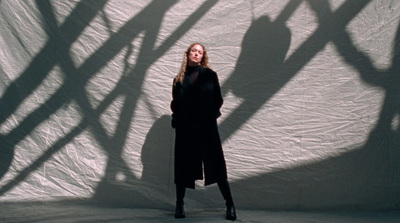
[191,44,203,51]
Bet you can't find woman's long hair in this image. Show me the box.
[174,43,210,86]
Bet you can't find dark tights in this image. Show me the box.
[217,179,234,205]
[176,179,234,205]
[176,184,186,203]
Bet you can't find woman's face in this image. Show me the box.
[187,44,204,66]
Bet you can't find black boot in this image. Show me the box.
[175,185,186,218]
[226,202,236,221]
[175,201,185,219]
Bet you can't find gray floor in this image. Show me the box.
[1,201,399,223]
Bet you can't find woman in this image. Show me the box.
[170,43,236,221]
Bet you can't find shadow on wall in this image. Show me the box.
[207,0,399,210]
[0,0,399,211]
[90,0,218,209]
[220,13,291,141]
[0,0,217,209]
[0,0,110,188]
[93,115,173,209]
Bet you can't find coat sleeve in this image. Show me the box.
[170,79,179,128]
[212,71,223,118]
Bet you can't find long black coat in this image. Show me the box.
[171,66,227,189]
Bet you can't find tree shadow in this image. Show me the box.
[0,0,219,201]
[90,0,218,207]
[206,0,398,210]
[1,0,398,211]
[0,0,109,184]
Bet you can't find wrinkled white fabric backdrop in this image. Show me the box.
[0,0,399,210]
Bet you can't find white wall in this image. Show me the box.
[0,0,399,210]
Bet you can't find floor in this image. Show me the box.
[1,201,399,223]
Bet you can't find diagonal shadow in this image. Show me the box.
[220,0,297,141]
[0,0,219,202]
[92,0,219,207]
[0,0,109,192]
[206,0,398,210]
[133,0,388,211]
[220,0,372,142]
[307,0,399,158]
[319,0,400,136]
[2,0,396,211]
[93,0,399,210]
[0,0,108,180]
[0,0,108,125]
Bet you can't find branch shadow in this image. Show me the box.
[208,0,398,210]
[1,0,398,212]
[0,0,218,204]
[0,0,109,183]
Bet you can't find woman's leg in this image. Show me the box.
[217,180,236,221]
[175,184,186,218]
[217,179,234,205]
